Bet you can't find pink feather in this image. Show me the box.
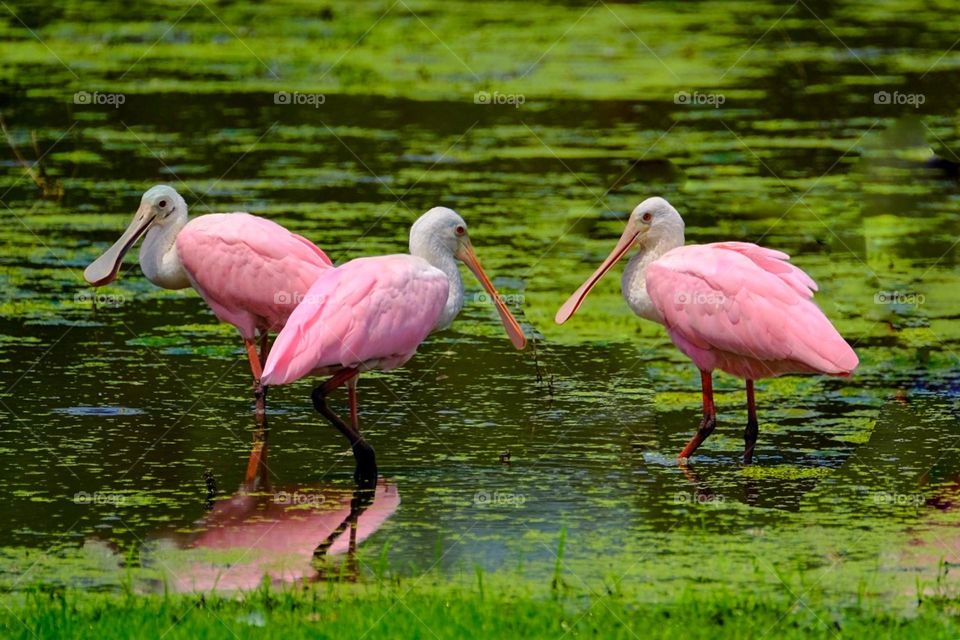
[175,213,333,339]
[646,242,858,380]
[262,254,449,386]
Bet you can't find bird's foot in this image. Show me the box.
[353,445,378,490]
[678,414,717,460]
[312,386,378,490]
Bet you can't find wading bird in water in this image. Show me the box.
[555,197,858,463]
[261,207,526,487]
[83,185,332,415]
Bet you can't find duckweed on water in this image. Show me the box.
[0,0,959,632]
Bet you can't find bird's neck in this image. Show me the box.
[139,214,191,290]
[411,240,463,331]
[621,234,684,324]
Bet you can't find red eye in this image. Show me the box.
[641,212,652,223]
[455,225,465,236]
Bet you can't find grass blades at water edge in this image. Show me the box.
[3,579,960,639]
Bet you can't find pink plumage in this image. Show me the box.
[81,185,337,416]
[261,254,449,386]
[646,242,858,380]
[556,196,858,462]
[176,213,333,340]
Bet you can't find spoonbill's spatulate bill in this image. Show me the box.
[83,185,333,415]
[555,197,858,463]
[262,207,527,488]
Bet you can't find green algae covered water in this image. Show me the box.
[0,0,958,613]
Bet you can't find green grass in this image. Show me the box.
[4,579,960,639]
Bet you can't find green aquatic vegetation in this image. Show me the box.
[739,465,836,481]
[0,0,958,630]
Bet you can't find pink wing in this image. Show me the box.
[646,243,858,380]
[176,213,333,339]
[261,254,449,386]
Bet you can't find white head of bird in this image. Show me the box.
[410,207,526,350]
[83,184,191,290]
[555,196,686,325]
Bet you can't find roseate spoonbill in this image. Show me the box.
[261,207,527,487]
[165,428,399,591]
[555,197,858,463]
[83,185,332,415]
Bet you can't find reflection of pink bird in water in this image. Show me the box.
[556,197,858,463]
[262,207,526,487]
[83,185,332,415]
[169,431,399,592]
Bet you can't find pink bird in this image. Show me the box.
[556,197,858,463]
[83,185,332,414]
[167,430,400,591]
[261,207,527,487]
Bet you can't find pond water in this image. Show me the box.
[0,0,958,607]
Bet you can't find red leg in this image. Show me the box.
[743,380,758,464]
[245,337,267,417]
[678,370,717,460]
[244,338,263,380]
[244,422,269,490]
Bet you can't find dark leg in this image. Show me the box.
[678,370,717,460]
[258,331,271,369]
[253,383,267,420]
[311,368,377,489]
[256,332,271,417]
[347,375,360,432]
[743,379,759,464]
[313,486,374,581]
